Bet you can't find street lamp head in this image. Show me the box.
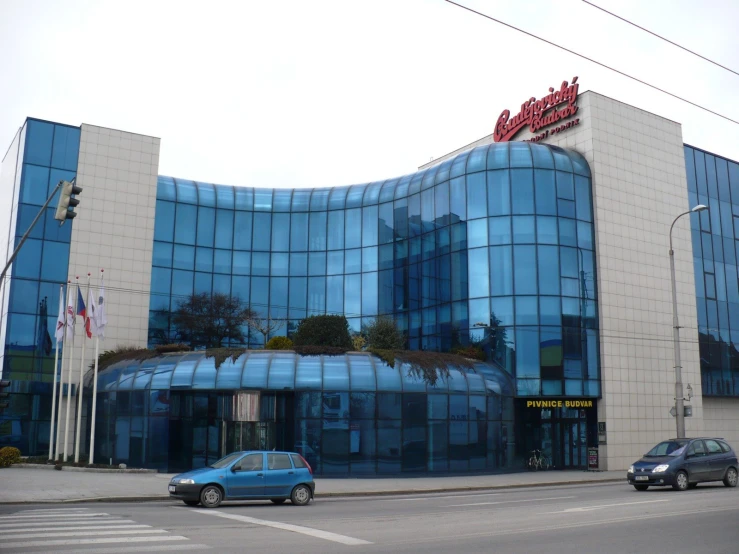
[691,204,708,213]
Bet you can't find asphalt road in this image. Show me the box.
[1,482,738,553]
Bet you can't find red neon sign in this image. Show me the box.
[494,77,580,142]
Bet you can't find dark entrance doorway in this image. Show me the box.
[516,400,596,469]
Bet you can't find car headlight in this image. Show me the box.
[652,465,670,473]
[178,478,195,484]
[628,465,634,473]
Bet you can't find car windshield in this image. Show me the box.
[645,440,689,457]
[209,452,244,469]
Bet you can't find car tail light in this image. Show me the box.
[299,454,313,475]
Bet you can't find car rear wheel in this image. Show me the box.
[183,500,200,506]
[200,485,223,508]
[724,467,738,488]
[633,485,649,491]
[672,471,689,491]
[291,484,312,506]
[271,498,286,504]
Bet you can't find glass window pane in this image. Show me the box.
[173,244,195,270]
[233,212,252,250]
[271,213,290,251]
[289,212,308,252]
[215,209,234,249]
[323,357,350,390]
[309,212,327,251]
[535,169,557,215]
[40,241,69,282]
[514,245,537,294]
[292,190,311,211]
[349,356,376,391]
[154,200,175,242]
[175,204,197,245]
[467,173,487,219]
[195,247,213,273]
[253,213,271,250]
[327,211,344,250]
[25,120,54,166]
[511,169,534,214]
[512,216,535,243]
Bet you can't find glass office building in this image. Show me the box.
[0,118,80,455]
[685,145,739,397]
[88,141,601,473]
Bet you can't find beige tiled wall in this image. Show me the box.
[56,124,160,456]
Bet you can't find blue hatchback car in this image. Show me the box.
[169,451,315,508]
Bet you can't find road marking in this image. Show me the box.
[0,512,111,520]
[3,528,168,540]
[16,508,92,513]
[2,535,191,549]
[187,508,372,546]
[543,499,671,513]
[0,523,148,532]
[382,505,739,547]
[445,495,576,507]
[14,544,207,554]
[0,519,135,529]
[381,493,503,502]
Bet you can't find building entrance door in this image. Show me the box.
[561,419,587,469]
[516,400,596,470]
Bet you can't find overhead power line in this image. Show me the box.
[582,0,739,78]
[442,0,739,126]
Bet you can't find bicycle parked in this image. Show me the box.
[526,449,551,471]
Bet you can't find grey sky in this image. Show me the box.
[1,0,737,189]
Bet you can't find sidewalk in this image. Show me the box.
[0,466,624,504]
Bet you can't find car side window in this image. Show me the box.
[267,453,293,470]
[717,441,732,453]
[291,454,308,469]
[688,441,706,457]
[236,453,263,471]
[705,440,723,455]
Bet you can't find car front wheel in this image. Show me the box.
[724,467,738,488]
[200,485,223,508]
[291,484,312,506]
[633,485,648,491]
[672,471,689,491]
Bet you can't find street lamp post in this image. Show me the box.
[669,204,707,438]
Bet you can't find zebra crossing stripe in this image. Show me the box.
[3,528,168,540]
[2,535,191,549]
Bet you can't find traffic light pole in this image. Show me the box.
[0,179,64,288]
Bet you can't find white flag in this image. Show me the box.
[65,285,75,340]
[87,285,99,338]
[94,277,107,339]
[55,288,65,343]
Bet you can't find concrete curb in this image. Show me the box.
[1,478,625,504]
[11,464,157,474]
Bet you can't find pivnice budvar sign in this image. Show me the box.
[494,77,580,143]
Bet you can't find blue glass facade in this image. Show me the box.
[90,352,515,474]
[0,118,80,453]
[150,142,600,398]
[685,145,739,397]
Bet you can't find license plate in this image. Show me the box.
[635,476,649,481]
[168,485,176,492]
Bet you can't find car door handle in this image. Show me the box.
[257,473,263,477]
[288,471,294,475]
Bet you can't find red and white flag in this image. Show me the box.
[65,285,75,340]
[55,288,65,343]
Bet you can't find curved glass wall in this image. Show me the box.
[685,145,739,396]
[90,352,515,474]
[150,142,599,399]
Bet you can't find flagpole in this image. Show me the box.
[74,273,90,463]
[63,276,78,462]
[89,269,103,466]
[55,281,70,461]
[48,285,63,460]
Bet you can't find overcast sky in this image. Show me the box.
[1,0,737,189]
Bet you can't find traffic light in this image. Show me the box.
[0,380,10,411]
[54,179,82,225]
